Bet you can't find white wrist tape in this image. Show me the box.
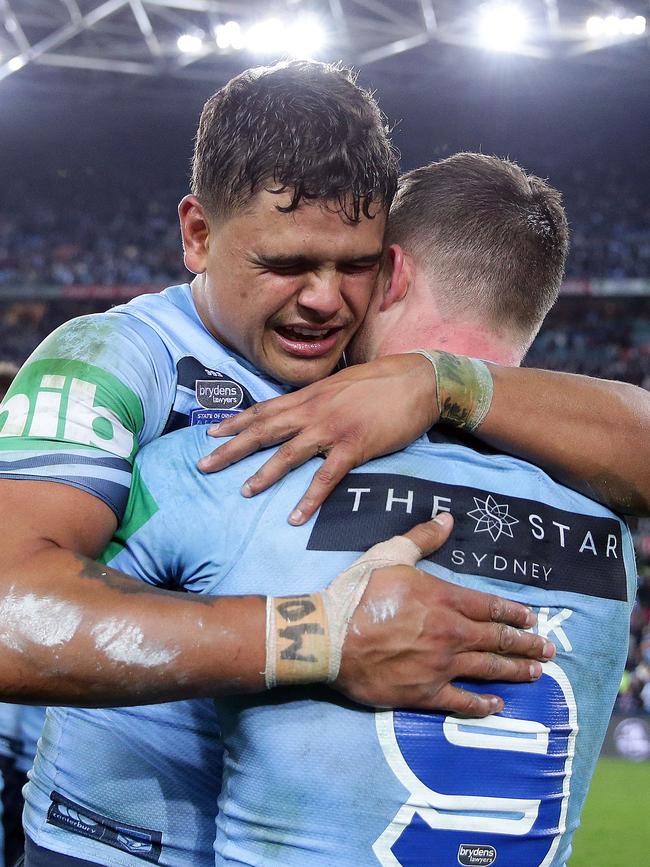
[265,535,423,688]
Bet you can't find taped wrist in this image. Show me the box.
[413,349,493,433]
[264,593,331,687]
[265,535,422,688]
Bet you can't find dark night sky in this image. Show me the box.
[1,42,648,195]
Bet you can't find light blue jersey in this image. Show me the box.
[105,424,633,867]
[2,284,287,866]
[15,707,47,777]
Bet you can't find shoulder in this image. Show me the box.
[136,425,210,474]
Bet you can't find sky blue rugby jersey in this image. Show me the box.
[86,424,635,867]
[15,707,46,775]
[0,282,285,519]
[0,284,288,866]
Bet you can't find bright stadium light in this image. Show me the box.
[7,55,25,72]
[620,17,636,35]
[631,15,646,35]
[586,13,647,39]
[479,3,529,53]
[286,15,326,58]
[585,16,605,37]
[177,33,203,54]
[215,20,244,51]
[245,15,325,58]
[246,17,284,54]
[603,15,622,36]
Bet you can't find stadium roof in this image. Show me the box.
[1,0,649,88]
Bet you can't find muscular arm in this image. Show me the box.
[0,480,266,706]
[0,480,548,713]
[201,354,650,519]
[480,367,648,515]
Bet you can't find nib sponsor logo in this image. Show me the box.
[457,843,497,866]
[0,375,133,457]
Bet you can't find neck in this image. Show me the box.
[374,319,523,367]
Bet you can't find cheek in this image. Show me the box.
[344,278,376,320]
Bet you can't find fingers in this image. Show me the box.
[429,684,504,717]
[356,514,455,564]
[198,410,300,474]
[207,393,301,438]
[465,621,555,660]
[447,584,538,630]
[400,513,454,557]
[287,449,359,525]
[352,515,454,569]
[454,651,544,683]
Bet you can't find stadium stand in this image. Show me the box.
[1,161,650,288]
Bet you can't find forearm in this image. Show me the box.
[478,367,650,516]
[0,546,265,706]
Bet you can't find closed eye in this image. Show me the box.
[339,261,380,275]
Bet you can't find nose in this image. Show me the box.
[296,271,344,321]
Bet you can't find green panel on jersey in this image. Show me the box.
[100,461,159,564]
[0,358,144,462]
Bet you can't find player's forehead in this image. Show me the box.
[237,188,387,263]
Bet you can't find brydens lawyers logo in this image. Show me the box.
[457,843,497,866]
[195,379,244,411]
[467,494,519,542]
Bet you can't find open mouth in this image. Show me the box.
[273,324,343,357]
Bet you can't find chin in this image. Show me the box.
[280,357,339,388]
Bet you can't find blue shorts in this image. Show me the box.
[0,755,27,867]
[23,835,101,866]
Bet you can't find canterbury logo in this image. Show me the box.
[0,375,134,458]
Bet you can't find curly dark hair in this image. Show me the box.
[191,60,398,223]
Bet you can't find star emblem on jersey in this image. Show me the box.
[467,495,519,542]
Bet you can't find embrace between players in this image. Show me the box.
[0,61,647,866]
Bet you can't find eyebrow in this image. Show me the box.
[252,250,383,268]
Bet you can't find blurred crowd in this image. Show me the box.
[0,176,186,289]
[524,297,650,389]
[618,546,650,714]
[1,161,650,288]
[559,164,650,279]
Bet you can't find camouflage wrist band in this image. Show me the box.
[413,349,493,432]
[265,593,331,688]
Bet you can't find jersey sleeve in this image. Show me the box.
[100,428,219,589]
[101,427,277,593]
[0,312,173,521]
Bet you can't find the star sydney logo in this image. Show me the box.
[467,494,519,542]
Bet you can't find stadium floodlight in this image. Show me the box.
[7,56,25,72]
[620,17,636,35]
[631,16,646,35]
[478,3,529,53]
[585,14,646,38]
[177,33,204,54]
[215,20,244,51]
[246,17,284,54]
[585,16,605,37]
[245,15,325,58]
[285,15,326,58]
[603,15,622,36]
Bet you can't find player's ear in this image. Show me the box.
[179,195,211,274]
[380,244,412,312]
